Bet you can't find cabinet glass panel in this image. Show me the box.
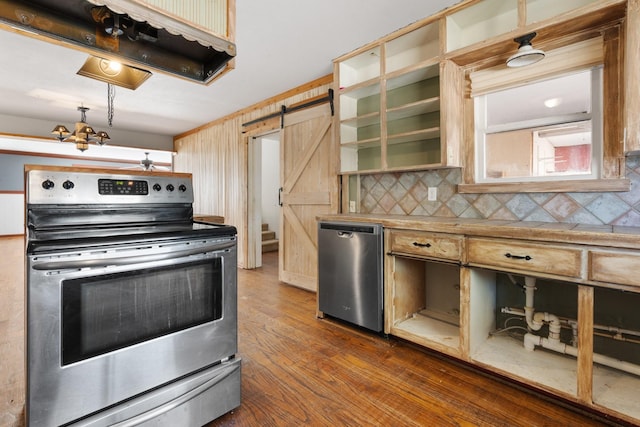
[390,256,461,352]
[592,287,640,421]
[469,271,579,397]
[339,47,381,87]
[526,0,600,24]
[385,21,439,74]
[446,0,518,52]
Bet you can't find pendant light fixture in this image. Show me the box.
[51,106,110,152]
[506,32,546,68]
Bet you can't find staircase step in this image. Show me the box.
[262,239,279,253]
[262,230,276,241]
[262,223,269,231]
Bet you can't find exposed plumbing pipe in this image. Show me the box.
[524,276,540,331]
[501,275,640,378]
[524,333,640,377]
[533,312,561,340]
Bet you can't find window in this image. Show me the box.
[475,67,602,182]
[457,34,628,194]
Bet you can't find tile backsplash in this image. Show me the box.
[359,155,640,226]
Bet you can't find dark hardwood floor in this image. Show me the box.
[207,251,623,427]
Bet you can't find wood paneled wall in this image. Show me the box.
[173,75,333,268]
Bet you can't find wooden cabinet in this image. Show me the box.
[386,229,465,358]
[589,249,640,287]
[389,230,462,261]
[445,0,604,54]
[445,0,518,53]
[335,20,454,174]
[378,221,640,425]
[467,237,583,279]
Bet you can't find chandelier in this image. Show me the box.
[51,106,110,152]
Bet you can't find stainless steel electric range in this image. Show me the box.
[25,165,241,427]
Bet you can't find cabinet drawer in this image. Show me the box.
[389,230,462,262]
[590,250,640,287]
[467,238,583,278]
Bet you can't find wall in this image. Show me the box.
[358,154,640,226]
[0,113,173,151]
[261,136,280,237]
[0,137,173,236]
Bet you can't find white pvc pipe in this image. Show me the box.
[524,276,540,331]
[502,275,640,377]
[524,333,640,377]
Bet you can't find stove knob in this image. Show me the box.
[153,183,162,192]
[42,179,54,190]
[166,184,175,192]
[62,180,75,190]
[178,184,187,192]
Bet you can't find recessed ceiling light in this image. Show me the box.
[544,97,562,108]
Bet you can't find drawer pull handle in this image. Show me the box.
[505,253,532,261]
[413,242,432,248]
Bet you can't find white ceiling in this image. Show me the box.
[0,0,461,142]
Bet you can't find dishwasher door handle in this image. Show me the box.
[337,231,354,238]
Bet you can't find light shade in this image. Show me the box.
[51,125,70,142]
[77,56,152,90]
[507,33,545,68]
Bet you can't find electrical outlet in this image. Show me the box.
[349,200,356,212]
[427,187,437,201]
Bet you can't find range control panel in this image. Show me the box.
[27,169,193,205]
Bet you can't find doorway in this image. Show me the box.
[249,131,280,268]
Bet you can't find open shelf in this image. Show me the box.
[387,98,440,122]
[446,0,518,52]
[335,18,445,175]
[339,83,380,121]
[469,270,579,398]
[472,334,579,397]
[392,311,460,350]
[389,256,461,354]
[385,21,440,74]
[592,286,640,421]
[339,47,381,87]
[526,0,602,24]
[340,143,382,173]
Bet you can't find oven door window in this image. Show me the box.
[62,258,223,365]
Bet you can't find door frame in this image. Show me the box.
[246,128,281,269]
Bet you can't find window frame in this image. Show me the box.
[474,66,603,184]
[457,28,628,194]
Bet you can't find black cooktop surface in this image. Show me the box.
[27,221,237,254]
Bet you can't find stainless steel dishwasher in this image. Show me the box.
[318,221,383,332]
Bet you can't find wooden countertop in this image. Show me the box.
[317,214,640,251]
[194,215,225,224]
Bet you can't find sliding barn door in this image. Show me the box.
[279,103,337,291]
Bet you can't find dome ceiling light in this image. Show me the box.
[507,32,546,68]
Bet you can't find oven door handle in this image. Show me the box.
[31,241,235,271]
